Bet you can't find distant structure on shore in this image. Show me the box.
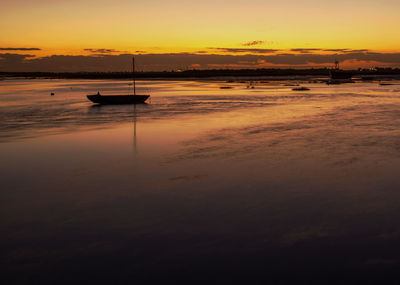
[329,60,354,80]
[1,67,400,80]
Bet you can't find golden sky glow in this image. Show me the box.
[1,0,400,70]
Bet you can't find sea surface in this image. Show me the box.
[2,78,400,284]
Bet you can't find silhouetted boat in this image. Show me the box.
[326,79,355,85]
[329,60,353,80]
[87,92,149,104]
[292,87,310,91]
[87,56,150,104]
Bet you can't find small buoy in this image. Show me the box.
[51,92,55,96]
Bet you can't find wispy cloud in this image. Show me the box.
[290,48,371,54]
[242,40,265,47]
[323,48,369,53]
[290,48,322,53]
[84,48,120,54]
[323,48,350,52]
[0,47,41,51]
[211,48,280,54]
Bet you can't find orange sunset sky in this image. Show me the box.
[1,0,400,71]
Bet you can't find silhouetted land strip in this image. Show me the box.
[1,68,400,80]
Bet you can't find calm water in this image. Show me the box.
[2,78,400,284]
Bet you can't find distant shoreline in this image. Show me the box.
[1,68,400,80]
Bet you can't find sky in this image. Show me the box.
[1,0,400,71]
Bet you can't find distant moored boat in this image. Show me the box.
[292,87,310,91]
[87,56,150,104]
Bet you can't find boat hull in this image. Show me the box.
[87,94,149,104]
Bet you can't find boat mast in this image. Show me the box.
[132,56,136,96]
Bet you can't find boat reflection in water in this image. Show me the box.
[87,56,150,104]
[87,103,142,155]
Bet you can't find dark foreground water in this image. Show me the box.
[2,78,400,284]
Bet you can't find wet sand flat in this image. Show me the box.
[2,79,400,284]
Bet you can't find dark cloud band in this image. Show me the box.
[84,49,120,54]
[0,48,41,51]
[211,48,280,54]
[1,51,399,72]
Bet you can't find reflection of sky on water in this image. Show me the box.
[2,78,399,141]
[2,79,400,283]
